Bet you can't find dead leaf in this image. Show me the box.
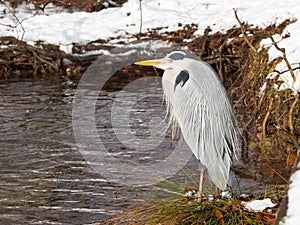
[286,151,297,168]
[214,208,224,224]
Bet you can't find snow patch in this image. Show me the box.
[283,164,300,225]
[242,198,275,212]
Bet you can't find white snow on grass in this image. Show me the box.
[242,198,275,212]
[283,163,300,225]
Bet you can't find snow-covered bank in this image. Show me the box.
[283,163,300,225]
[0,0,299,92]
[0,0,298,46]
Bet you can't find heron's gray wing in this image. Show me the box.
[164,59,239,190]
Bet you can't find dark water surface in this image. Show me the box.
[0,79,122,225]
[0,75,266,224]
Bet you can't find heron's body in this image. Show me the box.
[135,51,239,199]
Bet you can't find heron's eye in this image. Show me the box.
[174,70,189,91]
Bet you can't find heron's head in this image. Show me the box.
[135,51,196,96]
[134,51,190,70]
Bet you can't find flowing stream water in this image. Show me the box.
[0,50,270,224]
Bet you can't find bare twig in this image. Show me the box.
[28,48,58,71]
[1,2,45,41]
[266,163,289,183]
[233,8,257,54]
[139,0,143,34]
[199,26,211,58]
[269,35,297,82]
[2,1,26,40]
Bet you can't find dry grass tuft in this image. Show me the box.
[102,180,281,225]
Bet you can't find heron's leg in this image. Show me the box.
[197,168,205,203]
[214,187,220,199]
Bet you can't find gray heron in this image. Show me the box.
[135,51,239,202]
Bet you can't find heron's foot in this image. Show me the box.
[196,194,213,203]
[196,192,203,203]
[196,192,212,203]
[196,192,221,203]
[184,180,193,191]
[214,187,221,199]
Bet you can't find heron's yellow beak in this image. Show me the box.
[134,59,164,67]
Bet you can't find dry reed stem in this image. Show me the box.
[262,97,274,139]
[288,94,299,134]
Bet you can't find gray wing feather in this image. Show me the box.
[163,59,239,190]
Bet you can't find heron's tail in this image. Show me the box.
[205,152,231,190]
